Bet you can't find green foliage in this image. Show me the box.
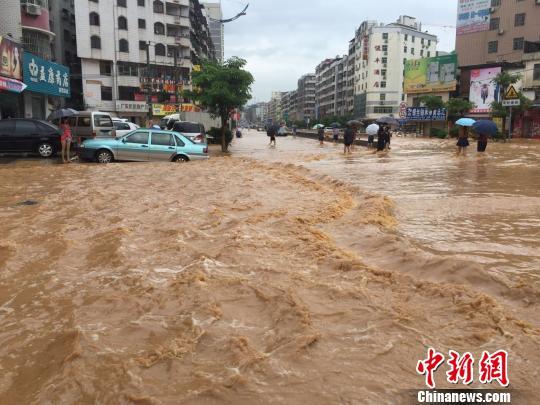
[430,128,448,139]
[419,95,445,110]
[445,98,476,118]
[492,71,521,89]
[185,57,254,151]
[449,126,460,137]
[490,101,507,118]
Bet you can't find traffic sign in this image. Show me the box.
[505,85,519,100]
[502,99,521,107]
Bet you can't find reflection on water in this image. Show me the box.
[232,132,540,281]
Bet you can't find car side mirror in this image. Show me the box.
[121,138,126,143]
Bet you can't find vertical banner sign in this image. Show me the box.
[457,0,491,35]
[469,67,501,114]
[0,36,23,80]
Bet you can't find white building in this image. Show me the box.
[75,0,213,124]
[203,2,224,62]
[353,16,438,120]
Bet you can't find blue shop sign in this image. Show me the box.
[23,53,70,97]
[406,107,447,121]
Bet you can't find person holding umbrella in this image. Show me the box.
[59,118,73,163]
[366,123,379,148]
[455,118,475,156]
[472,120,497,153]
[343,123,355,154]
[318,125,325,146]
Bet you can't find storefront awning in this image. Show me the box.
[0,76,27,93]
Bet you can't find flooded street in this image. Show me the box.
[0,134,539,403]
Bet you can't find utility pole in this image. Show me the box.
[173,49,179,115]
[146,41,151,124]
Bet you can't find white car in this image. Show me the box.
[113,121,139,137]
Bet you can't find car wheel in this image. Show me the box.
[173,155,189,163]
[37,142,54,158]
[96,149,113,164]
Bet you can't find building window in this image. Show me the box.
[118,16,128,30]
[533,64,540,81]
[382,33,388,40]
[118,86,139,100]
[420,50,424,57]
[119,39,129,52]
[427,51,431,57]
[90,35,101,49]
[153,0,164,13]
[382,45,388,52]
[490,17,500,31]
[488,41,498,53]
[380,81,387,88]
[89,12,100,26]
[139,40,147,50]
[404,46,407,53]
[515,13,525,26]
[412,36,415,43]
[154,22,165,35]
[101,86,113,101]
[138,19,146,29]
[404,34,408,41]
[380,94,386,101]
[513,37,524,51]
[382,57,387,64]
[99,61,112,75]
[137,0,145,5]
[117,0,126,7]
[155,43,166,56]
[491,0,501,6]
[374,106,393,114]
[411,48,415,55]
[117,62,139,76]
[428,40,431,46]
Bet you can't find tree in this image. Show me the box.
[186,57,254,151]
[419,95,445,134]
[445,98,476,120]
[491,71,524,136]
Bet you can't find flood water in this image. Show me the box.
[0,133,538,403]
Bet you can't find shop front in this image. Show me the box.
[513,108,540,139]
[0,36,26,118]
[22,52,70,119]
[115,101,149,126]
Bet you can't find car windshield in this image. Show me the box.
[173,122,201,133]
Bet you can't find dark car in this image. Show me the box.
[0,119,61,158]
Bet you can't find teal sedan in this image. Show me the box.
[78,130,208,163]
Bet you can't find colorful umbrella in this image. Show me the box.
[455,118,476,127]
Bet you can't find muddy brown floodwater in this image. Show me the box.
[0,132,538,404]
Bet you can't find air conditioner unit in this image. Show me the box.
[25,4,41,16]
[490,7,496,13]
[498,29,505,35]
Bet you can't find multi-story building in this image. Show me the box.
[345,39,355,116]
[50,0,83,109]
[75,0,213,124]
[353,16,438,120]
[455,0,540,67]
[203,1,224,62]
[244,101,268,124]
[296,73,316,123]
[281,90,298,123]
[315,56,343,119]
[335,55,349,117]
[268,91,284,124]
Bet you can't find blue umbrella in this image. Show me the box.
[472,120,498,136]
[455,118,476,127]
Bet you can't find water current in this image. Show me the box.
[0,131,538,403]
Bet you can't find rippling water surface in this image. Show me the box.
[232,132,540,283]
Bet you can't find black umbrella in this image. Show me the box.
[472,120,498,136]
[330,122,341,128]
[376,116,399,126]
[47,108,78,121]
[347,120,362,127]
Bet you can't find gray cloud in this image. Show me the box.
[217,0,457,102]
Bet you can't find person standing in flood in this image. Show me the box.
[477,131,488,153]
[376,126,386,152]
[332,127,340,143]
[59,118,73,163]
[343,124,354,154]
[384,125,392,150]
[267,124,277,147]
[318,126,325,146]
[457,127,470,156]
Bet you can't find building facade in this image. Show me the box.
[203,1,224,62]
[296,73,316,123]
[75,0,213,124]
[353,16,438,120]
[315,56,342,119]
[455,0,540,67]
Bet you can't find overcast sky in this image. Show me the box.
[213,0,457,103]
